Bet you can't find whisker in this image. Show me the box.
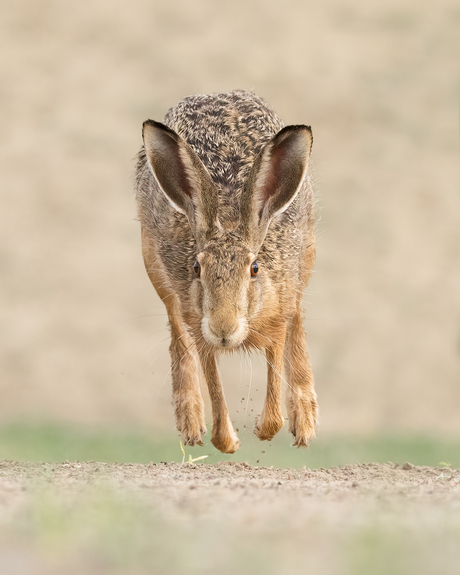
[248,327,276,348]
[244,352,253,425]
[132,313,169,319]
[161,292,177,303]
[144,268,171,273]
[140,328,170,358]
[238,348,244,395]
[264,356,300,397]
[157,335,197,395]
[140,335,171,376]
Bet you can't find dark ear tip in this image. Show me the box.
[142,118,155,128]
[142,120,180,143]
[275,124,313,150]
[142,119,164,137]
[288,124,312,137]
[277,124,312,138]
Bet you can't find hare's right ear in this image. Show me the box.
[142,120,217,245]
[239,125,312,249]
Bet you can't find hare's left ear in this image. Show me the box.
[239,125,312,248]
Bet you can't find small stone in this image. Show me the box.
[402,462,414,470]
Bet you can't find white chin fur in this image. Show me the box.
[201,317,247,349]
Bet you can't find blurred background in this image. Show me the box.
[0,0,459,465]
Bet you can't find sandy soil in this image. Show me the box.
[2,460,459,515]
[1,461,459,574]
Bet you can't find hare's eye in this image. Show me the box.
[250,261,259,277]
[193,261,201,278]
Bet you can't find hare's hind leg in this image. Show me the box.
[254,328,286,442]
[198,351,240,454]
[284,310,318,447]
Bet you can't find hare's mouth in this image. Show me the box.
[201,317,248,349]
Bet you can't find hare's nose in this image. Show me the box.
[208,320,239,340]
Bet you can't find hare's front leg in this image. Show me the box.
[143,234,206,446]
[254,329,286,441]
[199,351,240,454]
[168,311,207,446]
[284,311,318,447]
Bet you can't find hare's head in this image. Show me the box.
[142,120,312,349]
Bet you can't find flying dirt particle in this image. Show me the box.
[262,451,265,454]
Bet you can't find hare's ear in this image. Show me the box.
[240,125,312,247]
[142,120,217,244]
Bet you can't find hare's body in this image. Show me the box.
[136,91,318,453]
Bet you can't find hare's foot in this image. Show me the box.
[287,396,318,447]
[180,419,207,447]
[175,397,207,447]
[254,409,284,442]
[211,416,240,453]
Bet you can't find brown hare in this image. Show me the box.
[135,90,318,454]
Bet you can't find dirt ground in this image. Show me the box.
[1,460,459,574]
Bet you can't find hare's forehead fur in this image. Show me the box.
[199,236,254,281]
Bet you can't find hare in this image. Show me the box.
[135,90,318,454]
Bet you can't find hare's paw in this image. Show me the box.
[254,409,284,442]
[176,404,207,447]
[288,397,318,448]
[211,433,240,454]
[292,426,315,447]
[211,417,240,453]
[180,419,207,447]
[181,426,207,447]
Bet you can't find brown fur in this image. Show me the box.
[135,91,318,453]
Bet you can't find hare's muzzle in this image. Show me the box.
[202,317,246,349]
